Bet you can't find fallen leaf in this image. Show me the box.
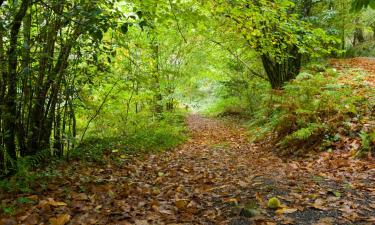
[73,193,89,201]
[313,217,335,225]
[238,180,248,188]
[275,207,298,214]
[49,214,71,225]
[0,218,17,225]
[135,220,149,225]
[311,198,327,210]
[46,198,68,207]
[175,199,189,210]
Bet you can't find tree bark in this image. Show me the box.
[27,1,65,155]
[4,0,30,161]
[261,46,302,89]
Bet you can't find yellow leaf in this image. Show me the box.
[47,198,67,207]
[175,199,189,210]
[275,207,298,214]
[49,214,70,225]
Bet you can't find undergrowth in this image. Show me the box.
[0,111,188,194]
[250,69,375,155]
[208,65,374,155]
[346,40,375,57]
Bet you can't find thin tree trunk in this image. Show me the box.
[5,0,30,161]
[18,9,32,156]
[27,2,64,155]
[0,22,5,172]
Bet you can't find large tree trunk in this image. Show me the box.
[261,47,302,89]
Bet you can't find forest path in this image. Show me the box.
[330,57,375,87]
[2,115,374,225]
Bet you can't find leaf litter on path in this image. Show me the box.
[0,115,374,224]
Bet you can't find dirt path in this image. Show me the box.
[2,115,374,225]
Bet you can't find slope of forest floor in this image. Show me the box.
[1,114,374,225]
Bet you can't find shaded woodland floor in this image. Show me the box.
[1,114,374,225]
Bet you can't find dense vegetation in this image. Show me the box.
[0,0,374,189]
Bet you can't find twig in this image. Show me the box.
[168,0,187,43]
[78,81,119,145]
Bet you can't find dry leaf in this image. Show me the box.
[0,219,17,225]
[275,207,298,214]
[313,217,335,225]
[49,214,71,225]
[311,198,327,210]
[175,199,189,210]
[47,198,68,207]
[135,220,149,225]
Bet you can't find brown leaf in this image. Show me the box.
[313,217,335,225]
[49,214,71,225]
[238,180,248,188]
[134,220,149,225]
[73,193,89,201]
[311,198,327,210]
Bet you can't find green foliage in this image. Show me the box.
[213,0,339,62]
[205,97,249,117]
[352,0,375,11]
[346,41,375,57]
[248,68,374,154]
[72,111,188,163]
[358,130,375,154]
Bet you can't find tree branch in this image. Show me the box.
[210,39,267,80]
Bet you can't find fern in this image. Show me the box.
[283,123,326,144]
[20,148,52,170]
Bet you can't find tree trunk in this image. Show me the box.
[0,9,6,172]
[152,43,163,114]
[5,0,30,161]
[27,2,64,155]
[18,9,32,156]
[39,28,81,152]
[261,47,302,89]
[371,22,375,39]
[353,28,365,46]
